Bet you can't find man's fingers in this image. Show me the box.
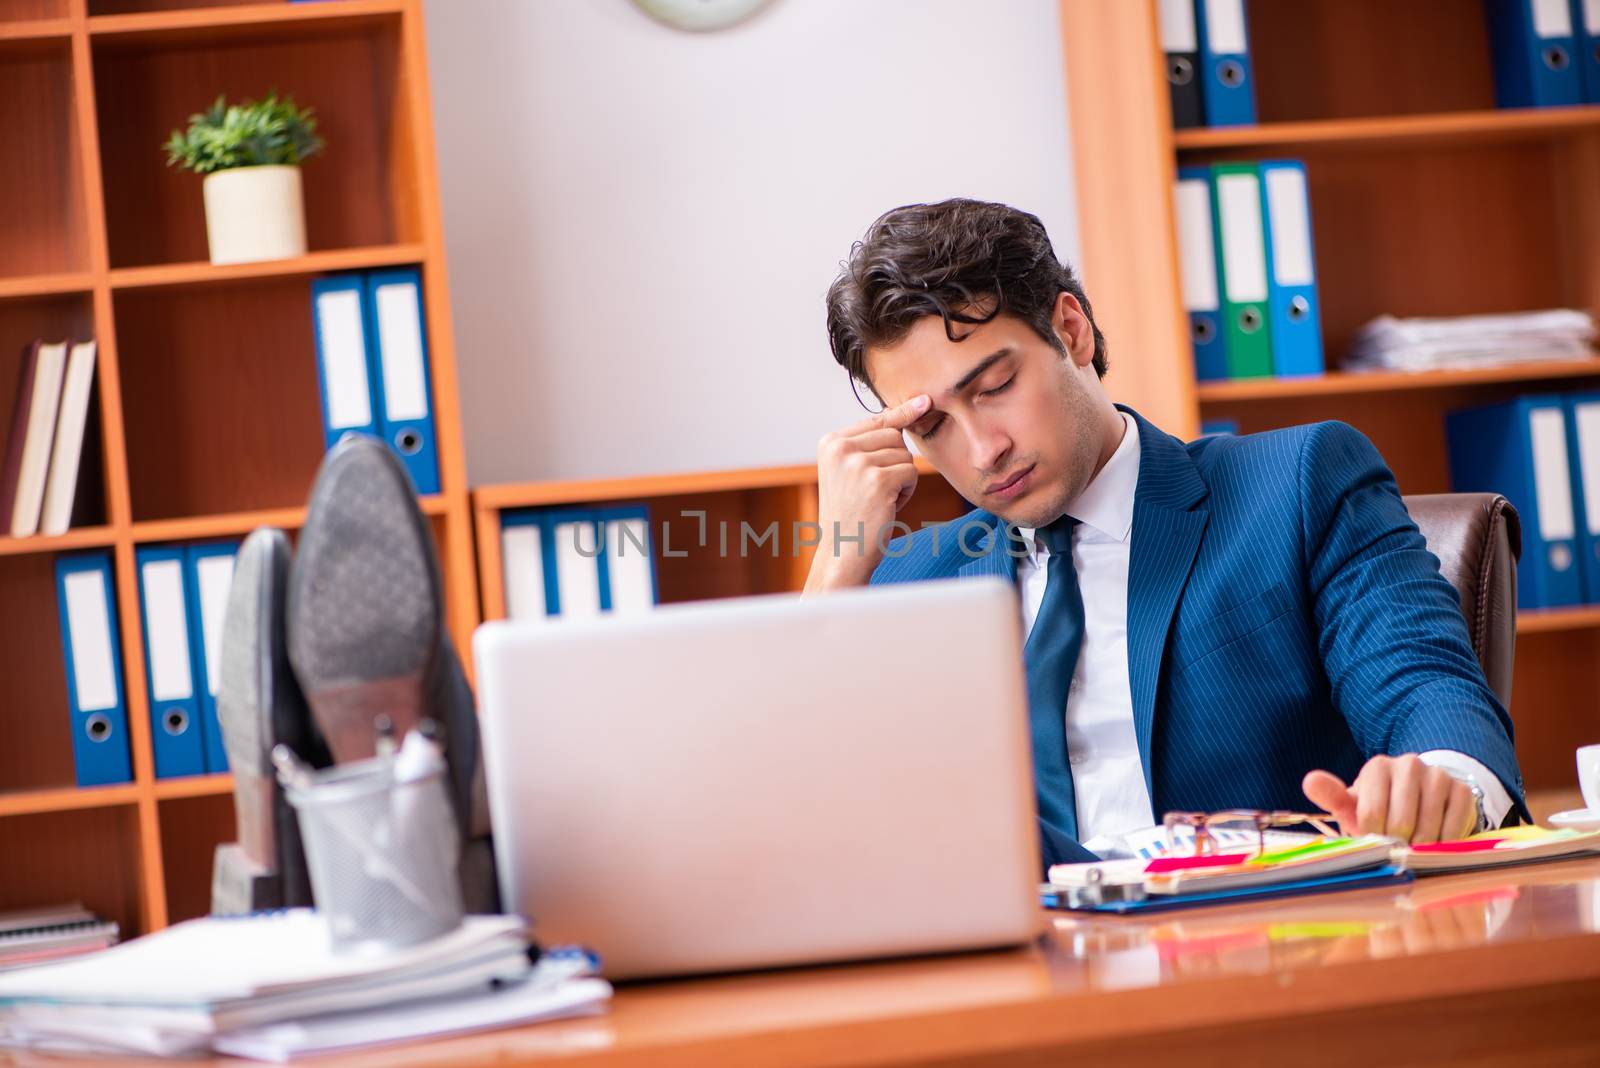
[1354,757,1391,837]
[848,427,916,455]
[1302,770,1358,832]
[1442,781,1478,840]
[871,394,933,432]
[1385,755,1422,840]
[1412,766,1452,845]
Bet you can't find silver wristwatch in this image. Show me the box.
[1465,776,1488,834]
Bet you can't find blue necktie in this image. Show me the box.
[1025,516,1083,847]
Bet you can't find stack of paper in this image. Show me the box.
[1344,309,1596,372]
[1049,835,1398,899]
[1404,825,1600,873]
[0,911,611,1060]
[0,904,118,973]
[1139,836,1396,894]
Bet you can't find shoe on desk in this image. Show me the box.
[212,528,328,914]
[287,436,498,912]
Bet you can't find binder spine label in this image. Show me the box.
[1530,407,1577,545]
[142,560,194,702]
[1533,0,1573,37]
[1265,167,1314,286]
[1217,174,1268,302]
[63,571,117,713]
[316,289,373,431]
[1202,0,1247,53]
[1175,179,1219,309]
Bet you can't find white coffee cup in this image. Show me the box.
[1579,744,1600,813]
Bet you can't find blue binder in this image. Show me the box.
[1174,166,1228,382]
[1563,392,1600,602]
[1258,159,1324,378]
[1486,0,1584,108]
[1195,0,1256,126]
[499,510,552,622]
[184,541,239,773]
[1447,396,1585,609]
[364,268,441,495]
[310,273,381,450]
[541,508,605,619]
[1575,0,1600,102]
[594,504,658,613]
[55,551,133,786]
[136,546,205,779]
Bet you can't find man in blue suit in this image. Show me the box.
[809,199,1525,867]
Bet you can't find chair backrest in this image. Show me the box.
[1402,493,1521,706]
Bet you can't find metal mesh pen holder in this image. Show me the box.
[284,759,464,952]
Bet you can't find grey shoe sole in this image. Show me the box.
[287,437,441,762]
[215,527,323,912]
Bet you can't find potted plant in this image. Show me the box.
[164,92,325,265]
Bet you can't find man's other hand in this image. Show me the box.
[1302,754,1478,844]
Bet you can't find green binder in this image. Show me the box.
[1210,163,1273,379]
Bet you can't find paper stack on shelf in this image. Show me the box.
[1344,309,1596,372]
[0,904,118,974]
[0,910,611,1060]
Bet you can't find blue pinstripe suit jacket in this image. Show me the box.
[871,407,1527,837]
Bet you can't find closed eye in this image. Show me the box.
[916,414,947,441]
[980,376,1014,398]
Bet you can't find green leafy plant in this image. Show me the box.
[164,92,325,175]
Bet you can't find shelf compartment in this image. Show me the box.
[1175,107,1600,153]
[152,771,230,800]
[473,464,820,512]
[0,552,133,795]
[0,806,147,937]
[1,0,70,19]
[0,38,90,280]
[109,244,425,292]
[1244,0,1498,125]
[1507,631,1600,793]
[0,17,71,41]
[1518,606,1600,635]
[157,791,233,925]
[1196,358,1600,403]
[0,783,140,819]
[1202,371,1600,498]
[91,9,417,269]
[114,279,328,521]
[130,494,447,544]
[89,0,404,38]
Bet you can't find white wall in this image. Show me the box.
[424,0,1079,484]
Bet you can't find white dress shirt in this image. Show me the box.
[1017,413,1512,849]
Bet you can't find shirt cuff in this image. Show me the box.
[1419,750,1514,830]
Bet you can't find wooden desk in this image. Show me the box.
[36,858,1600,1068]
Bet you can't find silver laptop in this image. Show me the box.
[472,577,1043,979]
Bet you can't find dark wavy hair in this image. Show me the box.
[825,199,1107,400]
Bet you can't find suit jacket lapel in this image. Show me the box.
[953,516,1018,584]
[1122,407,1209,799]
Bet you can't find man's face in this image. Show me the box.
[864,293,1112,529]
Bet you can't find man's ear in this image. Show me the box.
[1053,291,1096,368]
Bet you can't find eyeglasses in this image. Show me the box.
[1162,809,1342,859]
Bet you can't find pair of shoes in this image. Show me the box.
[211,437,498,916]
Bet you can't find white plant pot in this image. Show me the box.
[202,164,309,265]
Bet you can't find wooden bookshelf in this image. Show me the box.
[1054,0,1600,805]
[1173,106,1600,151]
[0,0,476,938]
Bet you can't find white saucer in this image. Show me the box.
[1547,808,1600,831]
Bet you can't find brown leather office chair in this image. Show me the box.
[1403,493,1521,707]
